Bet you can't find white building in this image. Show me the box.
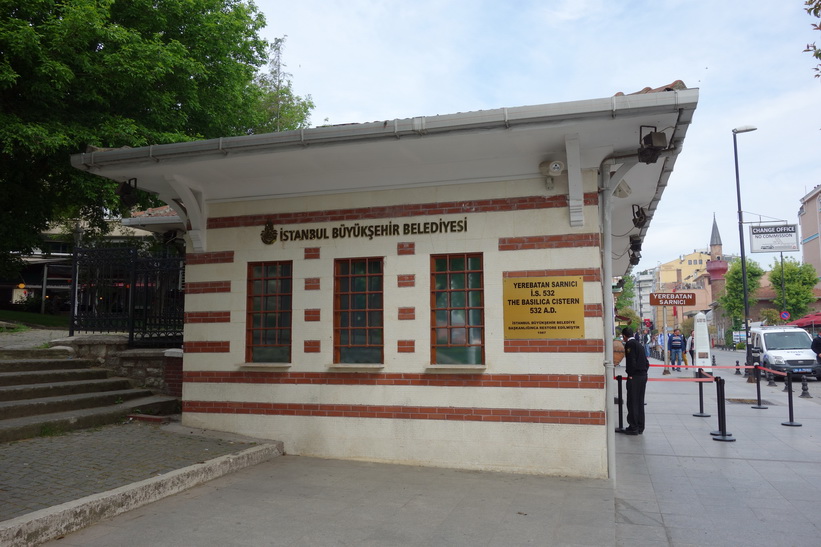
[71,83,699,478]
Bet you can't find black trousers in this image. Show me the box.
[626,375,647,430]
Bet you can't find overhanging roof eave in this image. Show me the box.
[70,89,699,172]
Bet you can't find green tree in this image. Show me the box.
[717,258,765,327]
[806,0,821,78]
[253,37,315,133]
[1,1,313,276]
[768,258,818,320]
[615,274,635,314]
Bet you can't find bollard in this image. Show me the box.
[712,355,716,366]
[742,360,748,378]
[767,371,777,387]
[752,365,767,410]
[615,375,626,432]
[800,375,812,399]
[693,368,710,418]
[734,357,741,375]
[782,372,802,427]
[712,377,735,441]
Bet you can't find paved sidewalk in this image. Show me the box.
[0,328,71,350]
[2,347,820,546]
[0,421,262,522]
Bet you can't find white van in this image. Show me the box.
[749,326,820,380]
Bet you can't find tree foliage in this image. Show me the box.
[0,1,313,276]
[253,37,315,133]
[768,257,818,320]
[615,274,635,314]
[806,0,821,78]
[717,258,765,326]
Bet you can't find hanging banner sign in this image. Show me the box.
[749,224,799,253]
[503,276,585,339]
[649,292,696,306]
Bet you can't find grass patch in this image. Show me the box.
[38,423,66,437]
[0,310,69,329]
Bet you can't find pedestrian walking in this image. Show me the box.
[620,326,648,435]
[642,328,652,359]
[687,331,695,363]
[668,328,686,371]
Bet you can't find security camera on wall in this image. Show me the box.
[539,160,565,177]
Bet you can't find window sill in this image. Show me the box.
[328,364,385,371]
[238,363,292,370]
[424,364,486,374]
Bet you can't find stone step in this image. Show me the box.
[0,378,134,402]
[0,347,74,360]
[0,368,108,387]
[0,388,155,419]
[0,395,181,443]
[0,358,97,373]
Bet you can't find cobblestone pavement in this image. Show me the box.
[0,421,258,522]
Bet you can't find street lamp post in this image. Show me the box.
[732,125,757,367]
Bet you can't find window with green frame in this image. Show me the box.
[334,257,384,363]
[431,253,484,365]
[246,261,292,362]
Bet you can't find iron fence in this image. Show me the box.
[69,247,184,348]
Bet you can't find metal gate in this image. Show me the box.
[69,247,184,348]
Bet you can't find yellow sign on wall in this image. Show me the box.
[503,276,585,339]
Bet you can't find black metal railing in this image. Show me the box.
[70,247,184,348]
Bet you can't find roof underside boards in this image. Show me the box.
[71,88,699,275]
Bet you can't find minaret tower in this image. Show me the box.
[705,214,729,302]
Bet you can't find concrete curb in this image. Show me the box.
[0,442,284,546]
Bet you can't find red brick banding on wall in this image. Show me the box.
[184,311,230,324]
[207,193,600,230]
[186,281,231,294]
[304,340,321,353]
[398,307,415,320]
[397,340,415,353]
[305,247,320,260]
[397,242,415,255]
[503,268,601,283]
[305,278,320,290]
[397,274,415,287]
[183,371,604,389]
[504,339,604,353]
[186,251,235,265]
[584,304,603,317]
[184,341,230,353]
[183,401,605,425]
[498,233,600,251]
[164,356,183,397]
[304,309,321,322]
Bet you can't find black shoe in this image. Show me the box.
[623,429,639,435]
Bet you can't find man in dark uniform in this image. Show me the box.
[621,326,649,435]
[812,332,821,364]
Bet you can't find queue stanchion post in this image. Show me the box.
[712,377,735,442]
[752,365,767,410]
[693,368,710,418]
[615,375,626,433]
[782,372,802,427]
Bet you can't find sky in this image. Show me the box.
[253,0,820,273]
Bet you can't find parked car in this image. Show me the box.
[749,326,821,381]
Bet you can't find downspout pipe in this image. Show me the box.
[600,164,616,483]
[599,154,639,483]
